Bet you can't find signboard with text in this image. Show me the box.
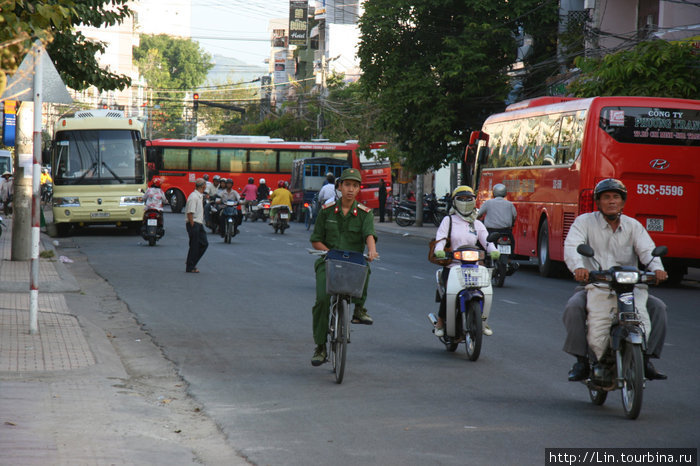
[289,1,309,46]
[2,100,17,146]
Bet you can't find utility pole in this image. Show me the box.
[12,101,33,261]
[415,173,424,227]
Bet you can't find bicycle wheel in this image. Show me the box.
[334,298,349,383]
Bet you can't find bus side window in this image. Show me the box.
[556,114,576,165]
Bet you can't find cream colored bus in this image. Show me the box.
[50,110,146,236]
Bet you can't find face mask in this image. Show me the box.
[454,199,475,216]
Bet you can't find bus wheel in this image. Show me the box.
[168,190,185,213]
[537,218,556,277]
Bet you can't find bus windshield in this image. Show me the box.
[54,129,144,185]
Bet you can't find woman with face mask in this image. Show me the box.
[432,186,500,337]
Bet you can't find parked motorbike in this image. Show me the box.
[487,229,518,287]
[271,205,290,234]
[220,199,242,243]
[140,208,164,246]
[205,197,221,234]
[246,198,271,222]
[394,194,447,227]
[428,246,492,361]
[574,243,667,420]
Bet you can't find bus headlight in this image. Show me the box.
[53,197,80,207]
[120,196,144,206]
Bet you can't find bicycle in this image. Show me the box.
[304,194,319,231]
[310,249,370,383]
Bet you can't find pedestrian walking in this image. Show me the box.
[378,178,387,222]
[185,178,208,273]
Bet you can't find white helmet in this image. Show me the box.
[259,178,266,184]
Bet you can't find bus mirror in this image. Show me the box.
[146,147,156,164]
[478,147,490,165]
[42,147,51,165]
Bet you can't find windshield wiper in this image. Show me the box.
[73,161,98,184]
[100,160,124,183]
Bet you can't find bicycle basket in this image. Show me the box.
[459,265,491,288]
[325,250,368,298]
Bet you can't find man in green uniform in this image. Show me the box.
[309,168,379,366]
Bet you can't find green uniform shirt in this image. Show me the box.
[310,200,376,252]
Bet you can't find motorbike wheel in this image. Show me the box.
[330,298,348,384]
[305,209,312,231]
[492,261,506,288]
[620,342,644,419]
[589,388,608,406]
[445,340,459,352]
[395,211,414,227]
[433,211,445,227]
[464,301,483,361]
[225,224,232,243]
[148,237,156,247]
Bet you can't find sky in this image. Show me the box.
[190,0,290,67]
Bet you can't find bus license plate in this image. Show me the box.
[646,218,664,232]
[90,212,110,218]
[497,245,511,254]
[280,213,289,219]
[147,219,157,226]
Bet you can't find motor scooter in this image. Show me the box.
[574,243,667,420]
[220,199,242,243]
[205,197,221,234]
[394,194,447,227]
[487,229,518,287]
[41,182,53,205]
[271,205,290,234]
[247,198,271,222]
[140,208,164,246]
[428,246,492,361]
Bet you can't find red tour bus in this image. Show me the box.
[146,135,391,213]
[469,96,700,284]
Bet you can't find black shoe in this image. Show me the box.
[568,359,589,382]
[644,358,667,380]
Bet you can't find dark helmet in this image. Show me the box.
[278,180,285,188]
[226,178,233,185]
[493,183,507,198]
[248,177,254,184]
[203,174,210,181]
[594,178,627,201]
[213,175,221,181]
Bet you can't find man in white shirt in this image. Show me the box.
[317,172,337,206]
[563,179,667,381]
[185,178,208,273]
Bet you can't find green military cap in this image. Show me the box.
[339,168,362,183]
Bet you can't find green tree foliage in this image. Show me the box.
[46,0,133,91]
[358,0,558,173]
[134,34,213,138]
[568,41,700,99]
[1,0,135,93]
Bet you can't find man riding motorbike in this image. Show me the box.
[219,178,241,235]
[269,180,293,225]
[562,178,668,382]
[478,183,518,275]
[433,186,500,336]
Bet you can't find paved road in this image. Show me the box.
[68,213,700,465]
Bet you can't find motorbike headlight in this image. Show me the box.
[120,196,143,206]
[453,250,482,262]
[53,197,80,207]
[614,271,639,284]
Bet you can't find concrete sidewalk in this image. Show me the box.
[0,215,246,465]
[372,216,437,241]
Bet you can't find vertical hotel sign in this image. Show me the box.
[289,1,309,46]
[2,100,17,146]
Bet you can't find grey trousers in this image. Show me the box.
[562,288,667,359]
